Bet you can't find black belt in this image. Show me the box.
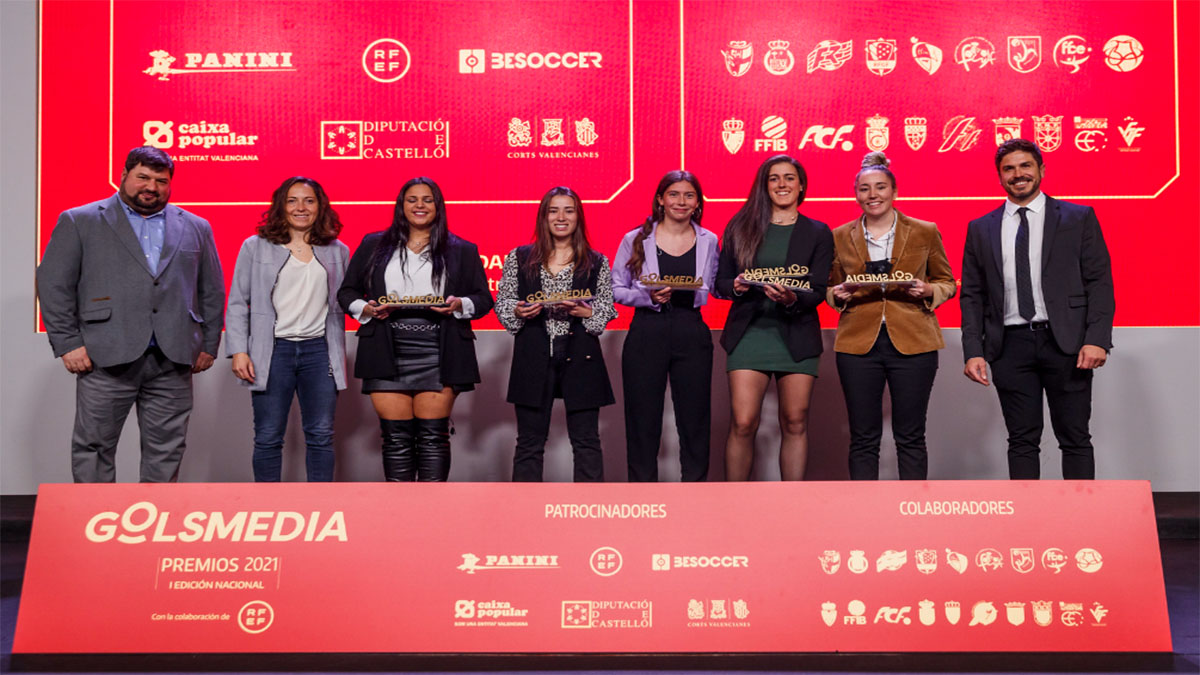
[1006,321,1050,331]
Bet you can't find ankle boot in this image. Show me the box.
[379,418,416,481]
[414,417,451,482]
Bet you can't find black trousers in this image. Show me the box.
[622,307,713,482]
[836,330,939,480]
[512,352,604,482]
[990,324,1094,480]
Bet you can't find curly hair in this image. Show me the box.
[257,176,343,246]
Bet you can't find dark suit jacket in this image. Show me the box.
[715,214,834,361]
[960,195,1115,362]
[36,194,225,368]
[337,232,494,387]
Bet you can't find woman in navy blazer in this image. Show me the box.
[612,170,720,481]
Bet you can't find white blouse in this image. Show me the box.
[272,251,328,340]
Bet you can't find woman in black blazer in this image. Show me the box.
[715,154,834,481]
[496,186,617,481]
[338,177,493,481]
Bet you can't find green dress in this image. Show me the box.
[725,223,820,375]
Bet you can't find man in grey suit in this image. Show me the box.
[37,146,225,482]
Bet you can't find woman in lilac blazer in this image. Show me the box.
[611,170,720,481]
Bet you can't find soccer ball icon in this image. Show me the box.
[1075,547,1104,573]
[1103,35,1144,72]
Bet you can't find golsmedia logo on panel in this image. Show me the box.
[85,502,347,543]
[458,49,603,73]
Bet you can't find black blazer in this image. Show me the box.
[715,214,834,361]
[960,195,1115,362]
[337,232,494,387]
[505,245,614,411]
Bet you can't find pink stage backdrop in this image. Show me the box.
[37,0,1199,329]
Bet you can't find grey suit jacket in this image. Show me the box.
[224,234,349,391]
[37,194,226,368]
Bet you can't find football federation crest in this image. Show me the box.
[763,40,795,75]
[1102,35,1144,72]
[1041,547,1068,573]
[945,601,962,625]
[1054,35,1091,73]
[722,118,745,154]
[975,547,1004,571]
[918,599,936,626]
[1007,36,1043,73]
[818,550,841,574]
[1033,114,1063,152]
[1073,117,1108,152]
[1033,600,1053,627]
[914,548,937,574]
[1075,547,1104,572]
[1006,602,1027,626]
[1060,602,1084,627]
[938,115,982,152]
[904,117,927,150]
[806,39,853,73]
[575,118,598,146]
[507,118,532,147]
[1090,602,1109,625]
[954,37,996,71]
[864,38,898,76]
[847,550,869,574]
[865,115,890,152]
[993,117,1023,146]
[821,601,837,627]
[1010,548,1035,573]
[910,37,943,74]
[1119,116,1145,148]
[969,601,997,626]
[875,549,907,572]
[722,40,753,77]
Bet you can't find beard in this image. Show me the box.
[121,187,169,215]
[1004,176,1041,202]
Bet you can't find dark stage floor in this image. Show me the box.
[1,493,1196,673]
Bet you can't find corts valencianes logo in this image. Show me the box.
[143,49,294,81]
[85,501,347,544]
[457,552,560,574]
[651,553,749,571]
[459,49,602,73]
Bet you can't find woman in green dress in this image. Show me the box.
[715,154,834,480]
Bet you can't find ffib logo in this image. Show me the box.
[459,49,485,73]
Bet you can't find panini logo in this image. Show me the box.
[143,50,295,80]
[457,553,560,574]
[85,502,346,543]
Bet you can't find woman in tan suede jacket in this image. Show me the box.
[828,152,956,480]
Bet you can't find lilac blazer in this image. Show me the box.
[611,222,721,310]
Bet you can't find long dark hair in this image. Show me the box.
[525,186,594,281]
[368,177,450,287]
[257,176,342,246]
[625,170,705,276]
[723,154,808,270]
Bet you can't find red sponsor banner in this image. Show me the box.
[14,481,1170,653]
[36,0,1200,329]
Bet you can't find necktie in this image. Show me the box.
[1015,206,1035,321]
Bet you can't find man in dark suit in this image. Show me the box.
[960,138,1114,479]
[37,147,225,482]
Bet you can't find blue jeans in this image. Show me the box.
[251,337,338,481]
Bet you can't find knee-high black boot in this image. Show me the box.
[379,418,416,481]
[415,417,451,482]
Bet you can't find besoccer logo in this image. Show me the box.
[459,49,485,73]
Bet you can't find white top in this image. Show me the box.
[1001,191,1049,325]
[350,246,475,322]
[861,214,897,262]
[272,251,329,340]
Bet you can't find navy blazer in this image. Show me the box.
[960,195,1115,362]
[337,232,493,387]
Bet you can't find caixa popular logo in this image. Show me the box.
[143,49,294,81]
[143,121,259,151]
[85,501,347,544]
[458,49,602,73]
